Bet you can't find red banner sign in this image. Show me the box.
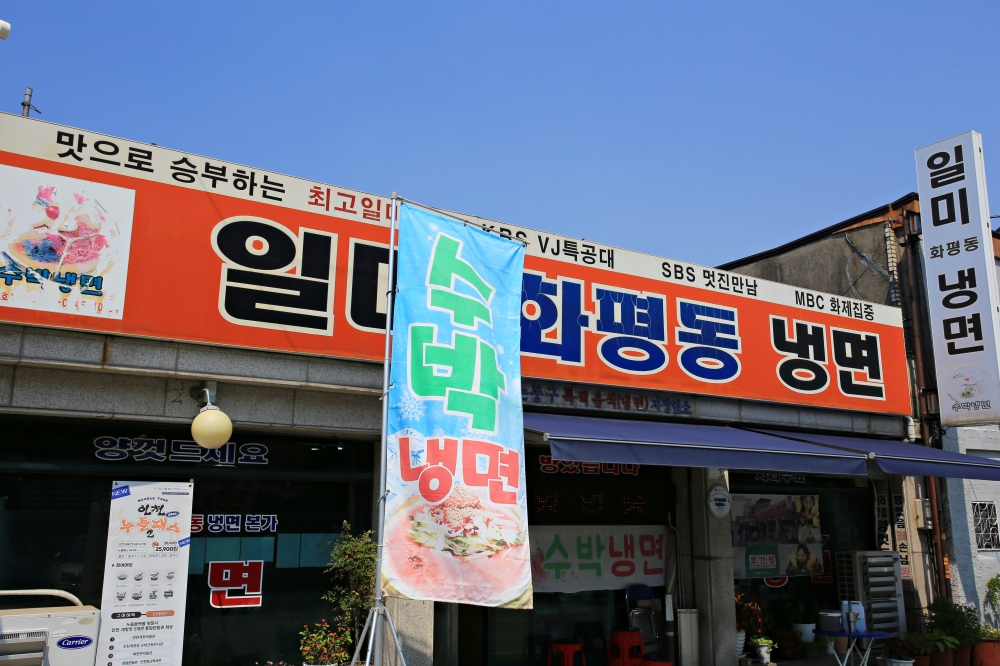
[0,114,910,415]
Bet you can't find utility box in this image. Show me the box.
[913,499,933,530]
[835,552,907,639]
[0,606,100,666]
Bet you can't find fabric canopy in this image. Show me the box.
[756,429,1000,481]
[523,412,868,476]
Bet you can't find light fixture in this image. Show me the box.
[191,385,232,449]
[0,21,10,40]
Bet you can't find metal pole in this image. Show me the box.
[21,87,32,117]
[372,193,399,666]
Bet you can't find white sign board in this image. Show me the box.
[97,480,194,666]
[916,132,1000,425]
[530,525,668,593]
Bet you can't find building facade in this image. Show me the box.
[721,194,1000,619]
[0,112,944,666]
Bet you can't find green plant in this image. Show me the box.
[322,521,377,649]
[928,598,983,646]
[987,575,1000,617]
[802,641,829,658]
[884,638,911,660]
[735,593,768,638]
[772,629,802,659]
[751,636,776,648]
[982,624,1000,641]
[907,629,959,656]
[300,619,351,665]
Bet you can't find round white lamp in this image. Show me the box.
[191,388,232,449]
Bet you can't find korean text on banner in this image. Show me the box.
[382,203,531,609]
[97,480,194,666]
[916,132,1000,425]
[730,494,823,578]
[530,525,671,594]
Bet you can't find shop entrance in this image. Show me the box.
[435,446,676,666]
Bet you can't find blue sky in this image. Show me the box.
[1,2,998,267]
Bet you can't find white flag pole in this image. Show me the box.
[352,193,405,666]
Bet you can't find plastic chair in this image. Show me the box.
[525,633,552,663]
[626,585,661,649]
[549,639,586,666]
[608,629,644,666]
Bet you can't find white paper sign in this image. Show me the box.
[530,525,668,593]
[97,480,194,666]
[916,132,1000,425]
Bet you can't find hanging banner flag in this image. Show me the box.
[916,131,1000,425]
[382,203,531,608]
[97,480,194,666]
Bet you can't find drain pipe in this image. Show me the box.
[902,210,949,599]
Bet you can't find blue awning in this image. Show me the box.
[755,430,1000,481]
[523,413,869,476]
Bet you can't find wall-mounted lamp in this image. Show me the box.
[191,381,232,449]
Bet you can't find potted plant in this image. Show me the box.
[929,599,982,666]
[909,630,960,666]
[299,619,350,666]
[975,625,1000,666]
[751,636,776,663]
[802,638,830,659]
[886,638,915,666]
[736,593,767,656]
[323,521,376,657]
[954,605,983,666]
[772,629,803,660]
[793,602,820,644]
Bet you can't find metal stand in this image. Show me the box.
[349,604,409,666]
[349,194,405,666]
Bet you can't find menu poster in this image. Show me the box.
[730,493,824,578]
[97,480,194,666]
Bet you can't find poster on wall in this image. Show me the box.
[0,113,911,417]
[0,163,134,318]
[916,131,1000,425]
[730,494,824,578]
[530,525,671,594]
[381,203,532,608]
[97,480,194,666]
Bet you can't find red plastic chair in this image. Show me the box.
[549,639,586,666]
[608,629,644,666]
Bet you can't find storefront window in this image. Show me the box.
[479,449,674,666]
[0,418,373,666]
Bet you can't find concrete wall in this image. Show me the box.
[728,222,895,306]
[942,425,1000,617]
[0,323,383,435]
[673,466,736,666]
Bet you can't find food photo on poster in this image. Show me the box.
[0,163,134,318]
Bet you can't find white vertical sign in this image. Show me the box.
[916,132,1000,425]
[97,480,194,666]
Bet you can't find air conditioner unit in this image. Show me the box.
[0,606,100,666]
[835,551,907,639]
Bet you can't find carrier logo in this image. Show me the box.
[207,560,263,608]
[56,636,94,650]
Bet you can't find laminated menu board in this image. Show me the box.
[97,480,194,666]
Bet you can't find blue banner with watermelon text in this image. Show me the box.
[382,203,531,608]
